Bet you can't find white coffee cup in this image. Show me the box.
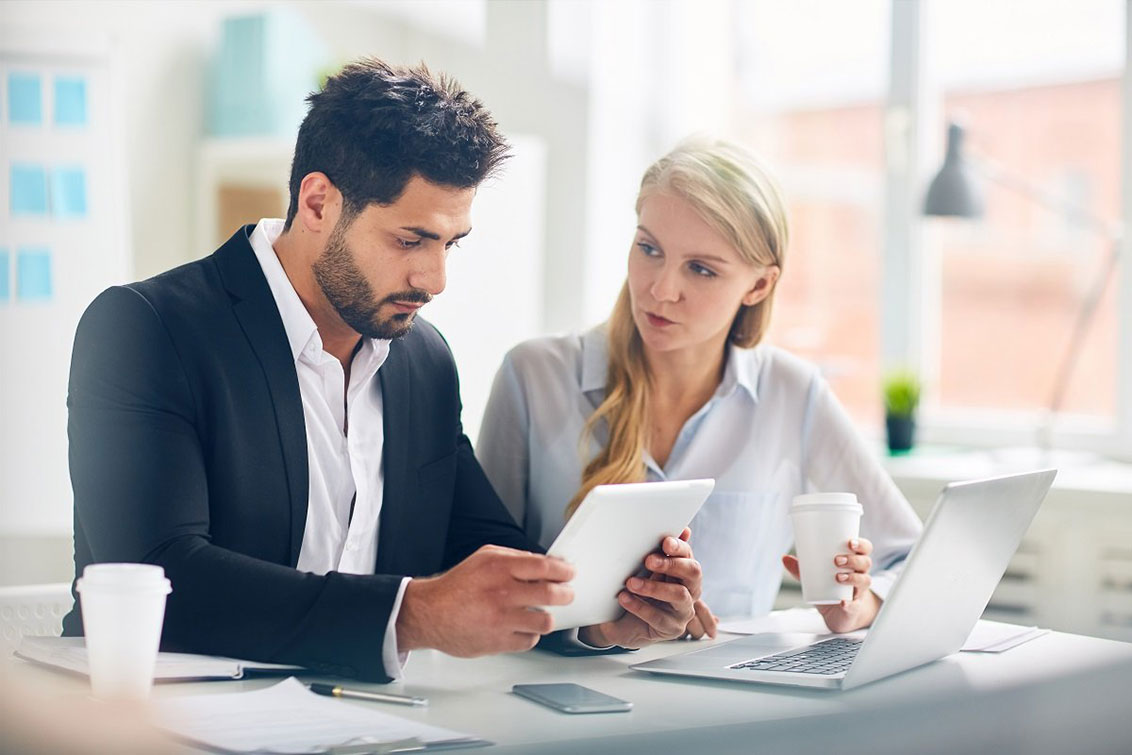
[76,563,171,699]
[790,493,864,605]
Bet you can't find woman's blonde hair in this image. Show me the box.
[566,136,789,517]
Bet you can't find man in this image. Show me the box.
[62,59,701,682]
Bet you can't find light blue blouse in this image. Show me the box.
[476,327,923,619]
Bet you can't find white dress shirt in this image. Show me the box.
[250,218,409,677]
[477,327,924,619]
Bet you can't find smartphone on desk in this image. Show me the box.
[512,683,632,714]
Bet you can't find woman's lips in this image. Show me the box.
[646,312,675,328]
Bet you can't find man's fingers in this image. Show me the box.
[618,592,685,638]
[626,578,693,618]
[693,599,718,639]
[661,536,693,559]
[503,608,556,636]
[505,580,575,608]
[506,632,542,652]
[685,616,706,639]
[647,554,702,583]
[679,527,692,542]
[506,552,576,583]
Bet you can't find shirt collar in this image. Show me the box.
[248,218,391,372]
[580,324,760,403]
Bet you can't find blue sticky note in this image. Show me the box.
[10,164,49,215]
[0,249,9,303]
[54,76,87,125]
[17,248,52,301]
[53,167,88,218]
[8,72,42,124]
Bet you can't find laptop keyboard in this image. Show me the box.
[729,636,863,676]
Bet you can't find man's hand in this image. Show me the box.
[578,528,701,648]
[396,545,574,656]
[782,537,881,633]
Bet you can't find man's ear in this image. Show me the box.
[741,265,780,307]
[295,172,340,234]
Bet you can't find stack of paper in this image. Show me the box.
[15,636,303,681]
[154,677,489,753]
[961,620,1050,653]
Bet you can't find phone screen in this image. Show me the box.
[512,683,632,713]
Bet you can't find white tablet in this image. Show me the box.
[543,478,715,630]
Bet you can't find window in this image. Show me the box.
[924,0,1124,421]
[733,0,892,427]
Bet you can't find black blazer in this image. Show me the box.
[62,226,536,681]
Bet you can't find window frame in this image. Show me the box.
[884,0,1132,461]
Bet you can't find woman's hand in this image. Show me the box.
[578,528,701,648]
[782,537,881,633]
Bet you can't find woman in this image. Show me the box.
[478,137,922,639]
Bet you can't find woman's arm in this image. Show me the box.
[800,373,923,627]
[476,352,533,531]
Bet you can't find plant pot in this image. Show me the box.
[886,414,916,454]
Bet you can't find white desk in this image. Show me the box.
[135,616,1132,754]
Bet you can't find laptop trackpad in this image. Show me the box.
[697,632,831,662]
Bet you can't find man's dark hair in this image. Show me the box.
[284,58,510,230]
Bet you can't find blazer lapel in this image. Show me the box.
[214,226,309,566]
[375,339,411,573]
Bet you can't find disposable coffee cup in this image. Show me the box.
[790,493,863,605]
[76,563,171,699]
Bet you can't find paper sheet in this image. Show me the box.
[961,620,1050,652]
[720,610,1049,654]
[16,636,303,681]
[154,677,488,754]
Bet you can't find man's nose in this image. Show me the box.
[408,247,447,296]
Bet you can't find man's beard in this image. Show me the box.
[312,220,431,340]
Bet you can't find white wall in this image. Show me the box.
[0,0,592,583]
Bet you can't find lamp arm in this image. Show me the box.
[973,157,1122,240]
[1046,235,1123,419]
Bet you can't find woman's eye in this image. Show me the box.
[689,262,717,278]
[637,242,659,257]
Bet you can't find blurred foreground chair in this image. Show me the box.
[0,583,72,658]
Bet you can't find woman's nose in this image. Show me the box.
[650,264,680,302]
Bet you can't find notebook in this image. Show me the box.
[154,677,489,753]
[15,636,304,681]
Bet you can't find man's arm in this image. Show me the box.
[68,286,402,681]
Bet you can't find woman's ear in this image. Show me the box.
[741,265,780,307]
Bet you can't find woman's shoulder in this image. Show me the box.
[500,328,603,387]
[747,343,824,395]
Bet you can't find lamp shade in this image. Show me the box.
[923,123,984,218]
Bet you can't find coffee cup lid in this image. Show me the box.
[791,492,862,513]
[77,563,171,594]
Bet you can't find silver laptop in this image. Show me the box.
[631,469,1056,691]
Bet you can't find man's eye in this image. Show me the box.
[397,238,421,249]
[445,240,462,251]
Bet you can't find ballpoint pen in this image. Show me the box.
[309,682,429,707]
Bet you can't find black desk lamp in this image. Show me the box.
[923,122,1123,451]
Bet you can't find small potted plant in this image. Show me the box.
[883,369,921,454]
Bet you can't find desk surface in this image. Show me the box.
[136,616,1132,755]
